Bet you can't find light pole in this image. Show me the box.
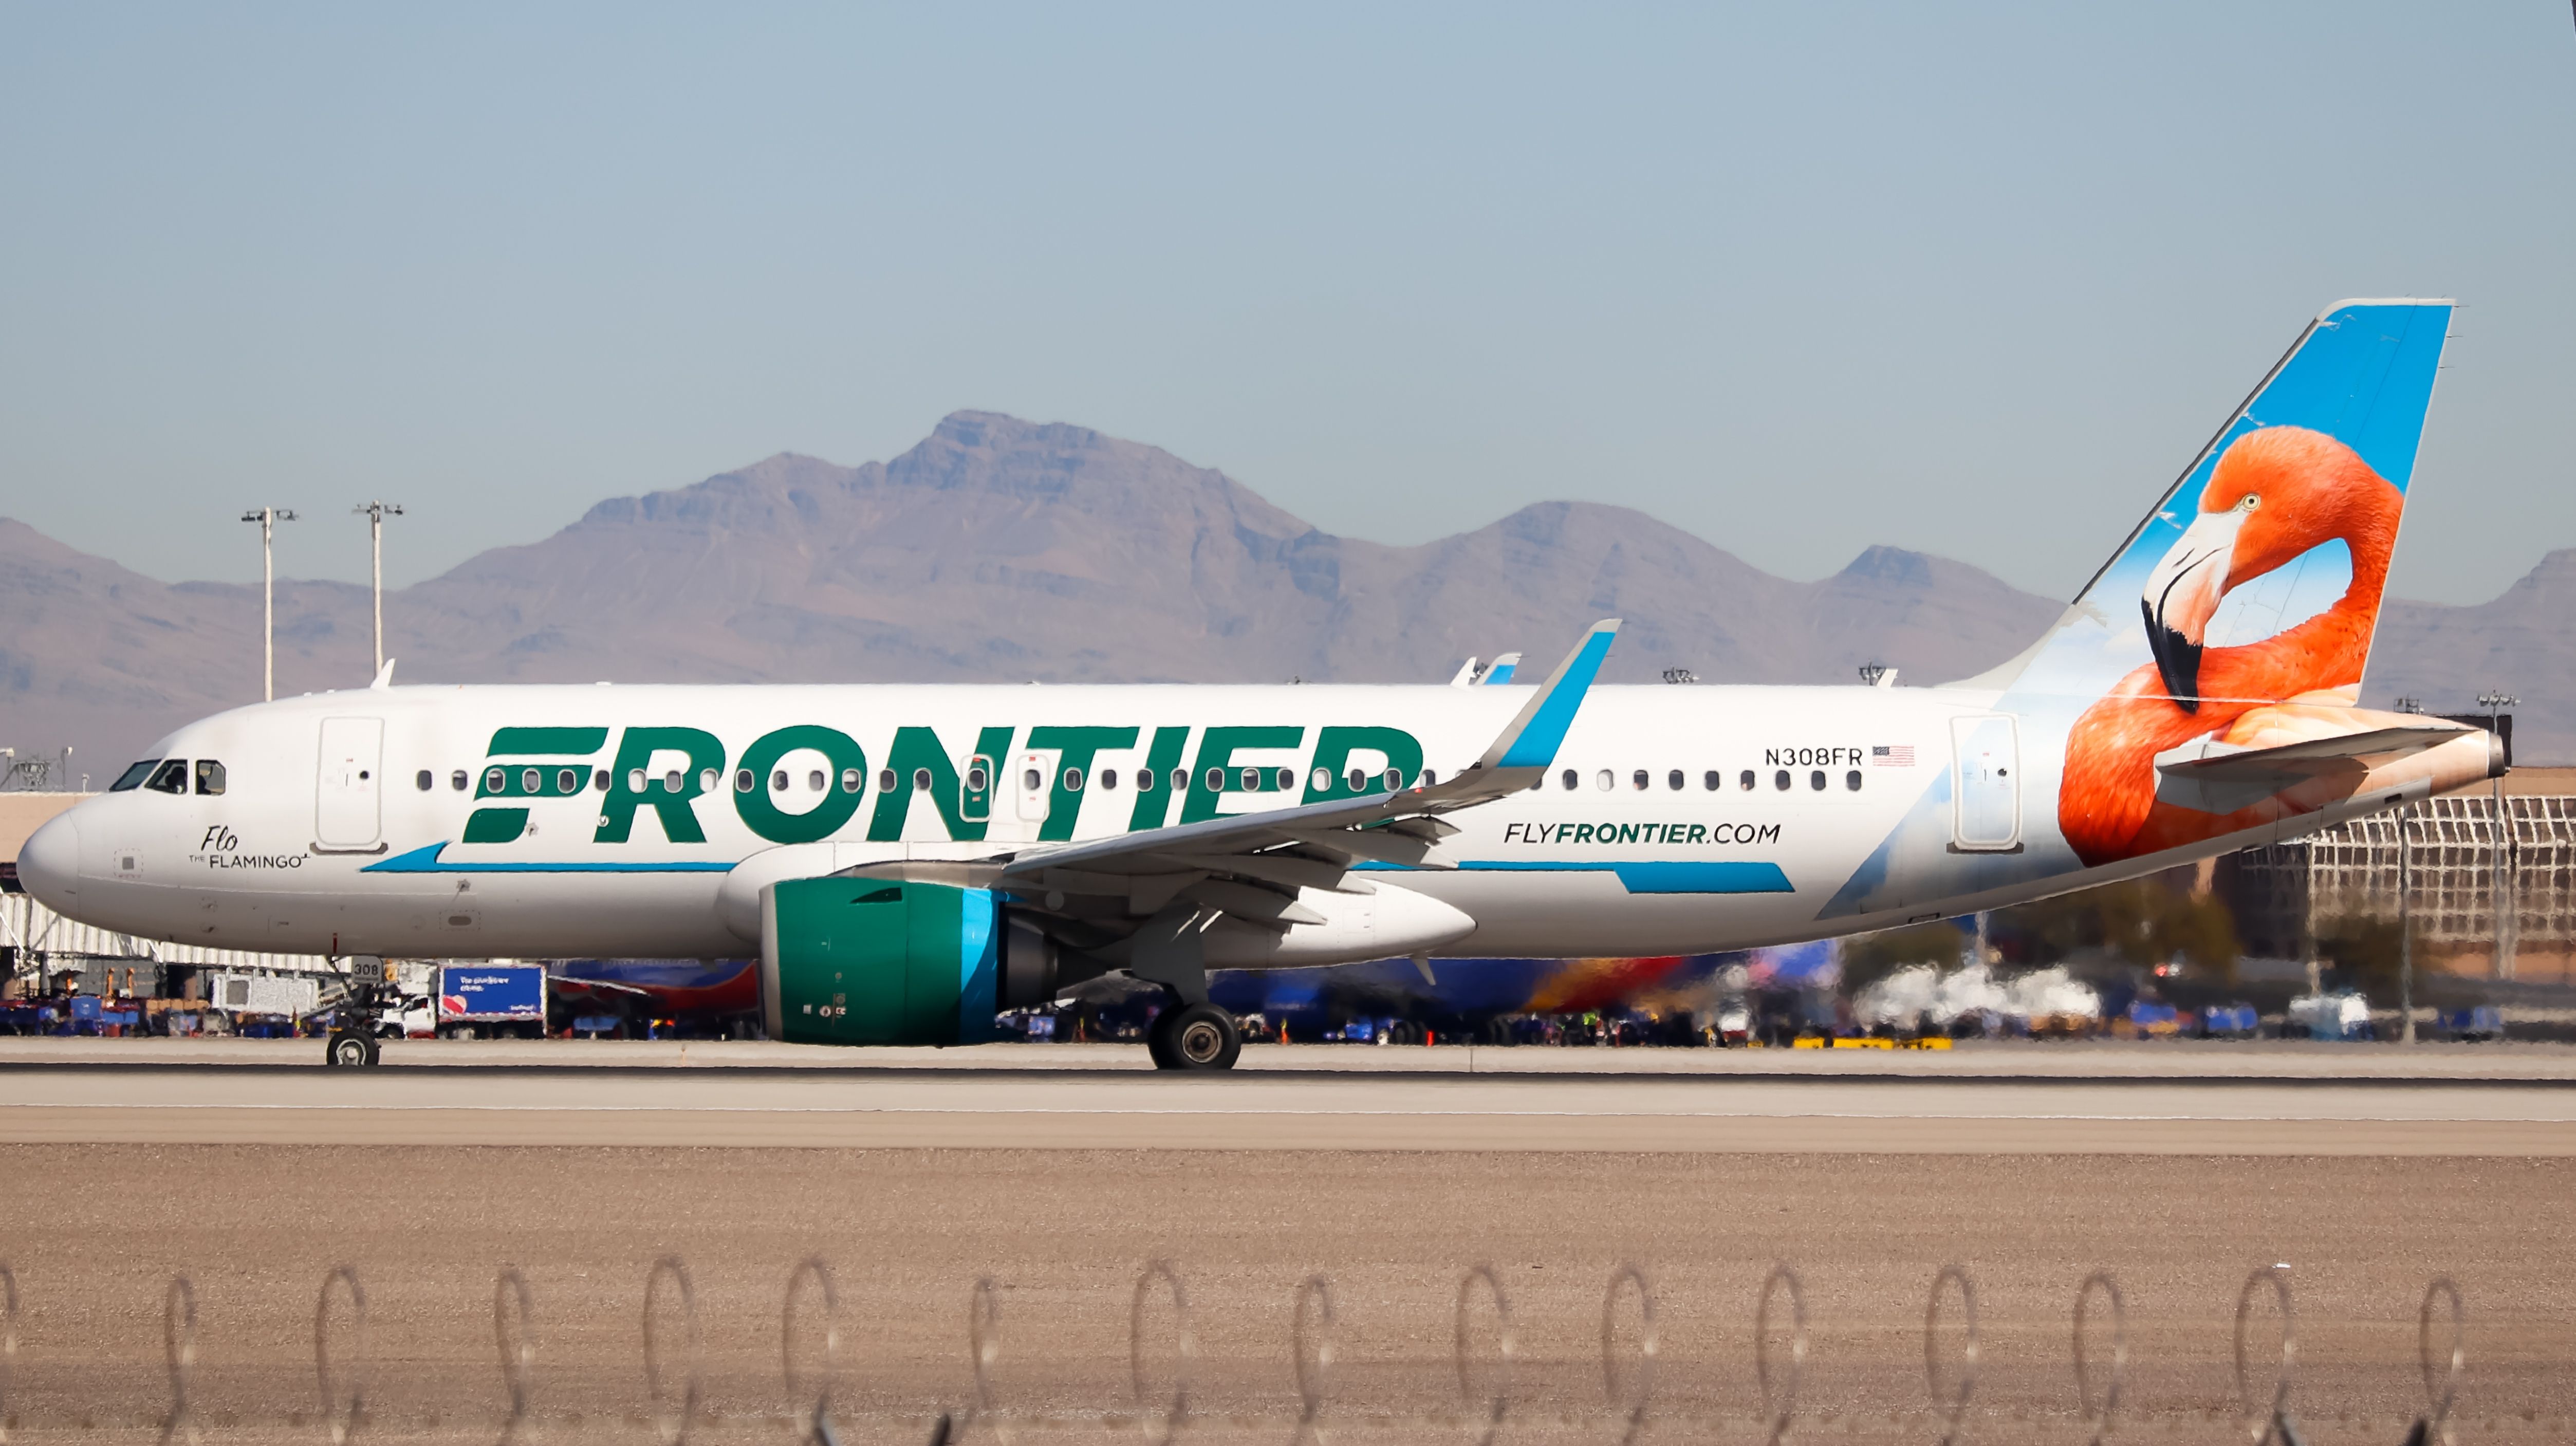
[2397,799,2415,1044]
[353,502,404,674]
[240,507,299,701]
[2479,691,2518,980]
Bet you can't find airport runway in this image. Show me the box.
[5,1041,2572,1442]
[4,1038,2575,1153]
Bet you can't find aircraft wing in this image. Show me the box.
[840,620,1619,943]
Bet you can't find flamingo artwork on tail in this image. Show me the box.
[2059,424,2408,865]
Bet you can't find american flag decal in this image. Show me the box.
[1873,745,1915,767]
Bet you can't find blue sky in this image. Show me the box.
[3,4,2570,603]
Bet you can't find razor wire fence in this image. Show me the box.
[0,1253,2485,1445]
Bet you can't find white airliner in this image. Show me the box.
[20,301,2502,1068]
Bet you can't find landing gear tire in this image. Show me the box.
[325,1030,380,1068]
[1152,1004,1241,1071]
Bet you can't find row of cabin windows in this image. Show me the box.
[1556,767,1863,793]
[108,758,226,795]
[405,763,1431,798]
[120,756,1861,804]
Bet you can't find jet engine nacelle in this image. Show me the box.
[759,879,1058,1046]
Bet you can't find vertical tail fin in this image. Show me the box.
[1973,299,2453,706]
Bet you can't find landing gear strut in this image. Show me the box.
[1147,1002,1243,1071]
[324,955,389,1068]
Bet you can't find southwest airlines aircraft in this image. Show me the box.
[18,301,2503,1068]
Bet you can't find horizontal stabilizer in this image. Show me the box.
[2157,722,2473,780]
[2153,719,2485,816]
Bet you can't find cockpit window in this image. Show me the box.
[195,760,227,796]
[144,759,190,794]
[110,760,161,792]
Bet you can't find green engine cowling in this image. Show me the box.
[759,879,1057,1045]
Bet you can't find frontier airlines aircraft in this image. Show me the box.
[20,300,2503,1068]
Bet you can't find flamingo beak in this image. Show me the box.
[2139,508,2243,713]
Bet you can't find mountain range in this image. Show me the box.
[2,410,2564,776]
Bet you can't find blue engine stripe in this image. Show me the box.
[958,888,999,1042]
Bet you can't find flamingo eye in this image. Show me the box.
[2238,493,2259,511]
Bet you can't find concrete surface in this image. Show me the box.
[0,1146,2566,1444]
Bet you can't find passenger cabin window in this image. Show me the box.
[1704,771,1721,791]
[1137,769,1158,792]
[840,769,862,793]
[1169,768,1188,791]
[1631,770,1648,791]
[195,760,226,796]
[1739,770,1755,791]
[1277,767,1297,791]
[773,770,791,793]
[416,770,433,792]
[1100,769,1119,791]
[451,770,469,792]
[1667,770,1683,791]
[1595,770,1613,791]
[912,768,933,792]
[1063,767,1085,792]
[878,769,897,793]
[144,759,189,794]
[1846,769,1863,791]
[110,759,160,792]
[1561,769,1578,790]
[1422,769,1438,786]
[1809,770,1826,791]
[1773,770,1791,791]
[807,770,825,792]
[558,769,581,794]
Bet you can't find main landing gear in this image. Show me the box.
[324,1030,380,1068]
[1146,1002,1242,1071]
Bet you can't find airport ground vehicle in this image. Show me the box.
[16,301,2506,1069]
[436,963,547,1039]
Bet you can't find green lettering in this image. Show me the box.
[1026,726,1140,842]
[867,726,1015,842]
[1687,823,1707,844]
[595,727,726,844]
[487,727,609,756]
[1572,823,1595,845]
[1182,727,1305,824]
[1127,727,1190,832]
[1299,726,1425,804]
[734,726,869,844]
[462,808,527,844]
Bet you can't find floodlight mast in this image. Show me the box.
[239,507,299,701]
[354,502,404,673]
[2479,691,2518,980]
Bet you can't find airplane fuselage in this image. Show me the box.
[20,678,2483,965]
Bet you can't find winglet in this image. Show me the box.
[1481,620,1619,771]
[369,657,397,690]
[1481,652,1521,685]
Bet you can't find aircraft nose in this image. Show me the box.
[17,811,81,907]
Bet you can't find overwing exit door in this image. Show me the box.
[1949,714,2022,851]
[316,716,386,851]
